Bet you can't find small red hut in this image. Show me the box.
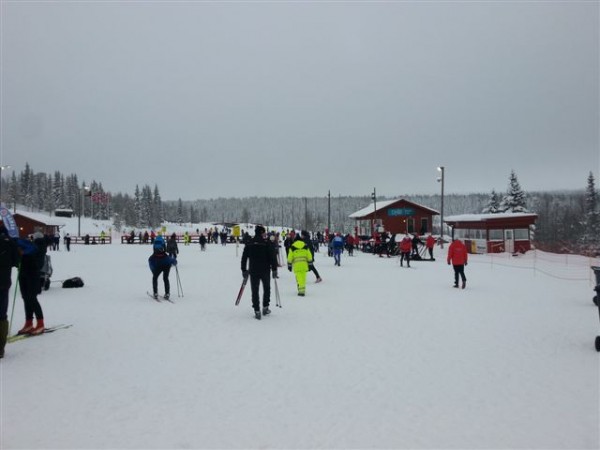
[444,212,538,254]
[350,199,439,236]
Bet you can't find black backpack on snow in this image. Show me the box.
[62,277,84,288]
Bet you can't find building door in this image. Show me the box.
[504,229,514,253]
[420,218,428,235]
[407,218,415,233]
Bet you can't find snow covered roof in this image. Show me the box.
[444,212,538,223]
[13,210,66,227]
[349,198,439,219]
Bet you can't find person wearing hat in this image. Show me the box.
[241,225,278,320]
[301,230,322,283]
[287,235,313,296]
[0,225,19,358]
[447,236,468,288]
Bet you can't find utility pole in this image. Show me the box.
[437,166,445,248]
[371,188,377,235]
[327,190,331,234]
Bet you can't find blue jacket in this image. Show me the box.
[148,251,177,272]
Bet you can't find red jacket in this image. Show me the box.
[447,239,468,265]
[399,237,412,253]
[426,235,435,249]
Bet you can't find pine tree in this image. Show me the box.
[482,189,501,213]
[581,172,600,251]
[152,185,162,228]
[176,198,184,225]
[8,171,19,210]
[134,185,142,227]
[499,170,528,213]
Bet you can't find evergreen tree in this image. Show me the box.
[8,171,19,210]
[581,172,600,250]
[176,198,184,225]
[134,185,142,227]
[499,170,528,212]
[482,189,501,213]
[152,185,162,227]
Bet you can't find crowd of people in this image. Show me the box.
[0,223,467,355]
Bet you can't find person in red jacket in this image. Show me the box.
[447,237,468,288]
[399,234,412,267]
[425,234,436,260]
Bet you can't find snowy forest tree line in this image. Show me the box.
[1,163,598,255]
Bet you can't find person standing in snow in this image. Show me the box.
[241,225,278,320]
[301,230,322,282]
[16,234,46,335]
[0,226,19,358]
[167,233,179,259]
[332,233,344,266]
[425,234,436,260]
[148,235,178,300]
[399,234,412,267]
[447,237,468,288]
[287,235,313,296]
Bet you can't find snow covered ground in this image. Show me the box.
[1,220,599,449]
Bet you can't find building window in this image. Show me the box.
[514,228,529,240]
[489,229,503,240]
[408,219,415,233]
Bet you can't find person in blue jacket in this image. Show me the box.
[148,236,177,300]
[332,233,345,266]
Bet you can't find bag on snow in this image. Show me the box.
[62,277,84,288]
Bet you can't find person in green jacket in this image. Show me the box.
[287,236,313,296]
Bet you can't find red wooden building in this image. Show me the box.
[350,199,439,236]
[7,210,65,237]
[444,212,538,254]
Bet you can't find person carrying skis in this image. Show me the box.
[241,225,278,320]
[287,235,313,296]
[447,236,468,288]
[0,225,19,358]
[148,235,177,300]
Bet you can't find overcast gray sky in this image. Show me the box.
[1,1,598,201]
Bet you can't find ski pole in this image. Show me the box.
[175,265,183,297]
[274,277,281,308]
[8,261,22,337]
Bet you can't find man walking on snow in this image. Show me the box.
[447,237,468,288]
[241,225,278,320]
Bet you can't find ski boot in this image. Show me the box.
[262,307,271,316]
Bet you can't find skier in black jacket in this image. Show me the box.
[301,230,322,283]
[0,226,19,358]
[241,225,278,320]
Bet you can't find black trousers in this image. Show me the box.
[250,271,271,311]
[400,252,411,267]
[152,267,171,295]
[0,288,8,321]
[453,265,466,285]
[19,276,43,320]
[310,265,321,280]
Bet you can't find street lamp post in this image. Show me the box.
[437,166,445,248]
[78,184,90,237]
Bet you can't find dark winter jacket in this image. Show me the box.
[0,233,19,289]
[167,237,179,255]
[148,251,177,272]
[241,235,277,275]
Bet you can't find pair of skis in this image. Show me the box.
[235,274,281,308]
[8,324,73,344]
[147,292,175,303]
